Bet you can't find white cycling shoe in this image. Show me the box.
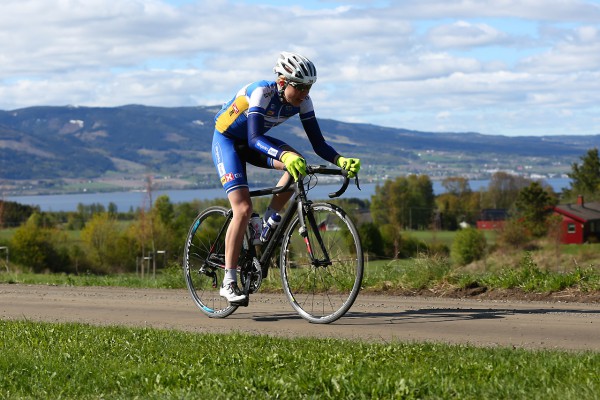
[219,282,247,303]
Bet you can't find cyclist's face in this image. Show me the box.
[284,82,311,107]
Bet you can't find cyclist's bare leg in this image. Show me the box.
[225,187,252,282]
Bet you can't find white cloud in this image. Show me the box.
[366,0,600,22]
[518,25,600,73]
[1,0,600,136]
[427,20,511,48]
[436,111,451,119]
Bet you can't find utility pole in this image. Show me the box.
[145,175,157,279]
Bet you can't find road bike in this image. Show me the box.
[183,165,364,324]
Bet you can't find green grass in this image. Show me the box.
[2,253,599,295]
[0,264,186,289]
[0,228,16,243]
[364,257,452,291]
[361,253,600,294]
[404,229,497,247]
[475,253,600,292]
[1,320,598,399]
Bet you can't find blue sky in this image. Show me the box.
[1,0,600,137]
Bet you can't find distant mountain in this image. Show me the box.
[1,105,598,184]
[0,105,219,180]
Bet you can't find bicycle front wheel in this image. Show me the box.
[280,202,364,324]
[183,206,237,318]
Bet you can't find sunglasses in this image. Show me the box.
[288,81,312,91]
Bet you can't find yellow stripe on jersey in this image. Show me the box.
[215,96,250,133]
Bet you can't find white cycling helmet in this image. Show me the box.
[273,51,317,85]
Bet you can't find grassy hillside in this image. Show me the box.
[2,105,598,194]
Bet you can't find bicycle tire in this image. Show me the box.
[183,206,238,318]
[280,202,364,324]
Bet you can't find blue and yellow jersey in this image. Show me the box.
[214,80,338,163]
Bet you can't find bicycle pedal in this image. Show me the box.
[230,298,249,307]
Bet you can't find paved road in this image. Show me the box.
[1,284,599,351]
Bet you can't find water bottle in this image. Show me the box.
[249,213,262,245]
[260,213,281,243]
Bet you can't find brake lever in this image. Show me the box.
[328,169,349,198]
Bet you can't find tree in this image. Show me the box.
[442,176,471,196]
[436,194,461,230]
[436,177,474,230]
[150,195,180,262]
[107,202,118,218]
[481,172,532,210]
[154,195,175,227]
[0,201,39,228]
[567,147,600,200]
[371,175,434,230]
[371,179,404,258]
[70,203,107,229]
[9,213,69,272]
[81,213,124,271]
[514,182,557,237]
[371,175,434,258]
[123,196,183,276]
[406,174,435,230]
[379,224,402,259]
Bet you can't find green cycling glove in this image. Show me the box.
[336,156,361,178]
[281,152,307,181]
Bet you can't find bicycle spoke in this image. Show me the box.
[280,203,363,324]
[183,206,237,318]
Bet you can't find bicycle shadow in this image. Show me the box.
[337,306,600,325]
[250,306,600,324]
[252,313,303,322]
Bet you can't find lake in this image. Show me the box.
[6,178,572,212]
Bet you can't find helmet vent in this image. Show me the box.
[273,51,317,85]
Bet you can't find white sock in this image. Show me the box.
[223,268,237,286]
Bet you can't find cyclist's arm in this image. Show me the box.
[247,111,285,159]
[300,98,339,164]
[246,84,286,159]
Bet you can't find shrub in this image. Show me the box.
[358,222,384,258]
[400,255,453,289]
[9,213,70,272]
[379,224,401,259]
[398,235,429,259]
[497,218,532,249]
[427,242,450,257]
[451,227,487,266]
[81,213,126,272]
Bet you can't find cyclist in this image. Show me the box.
[212,51,361,303]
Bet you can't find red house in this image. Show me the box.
[553,196,600,244]
[476,209,508,230]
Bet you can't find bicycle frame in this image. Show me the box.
[249,166,351,279]
[201,166,352,282]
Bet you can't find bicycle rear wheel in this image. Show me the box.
[183,206,237,318]
[280,202,363,324]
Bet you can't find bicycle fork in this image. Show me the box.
[297,202,332,267]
